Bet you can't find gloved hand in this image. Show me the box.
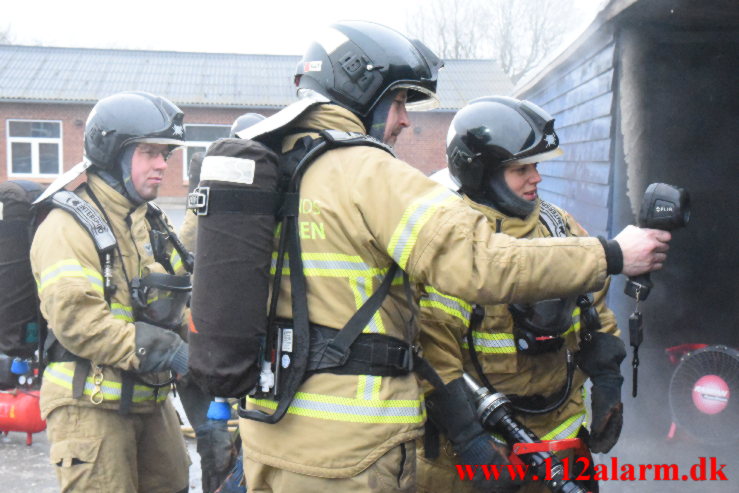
[590,385,623,453]
[577,331,626,454]
[196,419,236,493]
[427,377,523,492]
[134,321,189,375]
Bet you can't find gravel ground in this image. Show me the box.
[0,395,203,493]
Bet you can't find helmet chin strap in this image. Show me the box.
[119,145,146,205]
[92,144,146,205]
[484,166,535,219]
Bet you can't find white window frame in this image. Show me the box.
[183,124,230,181]
[6,119,63,177]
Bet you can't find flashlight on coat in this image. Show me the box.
[624,183,690,300]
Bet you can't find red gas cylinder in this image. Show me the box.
[0,389,46,445]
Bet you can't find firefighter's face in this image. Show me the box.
[131,143,170,200]
[504,162,542,201]
[383,90,410,146]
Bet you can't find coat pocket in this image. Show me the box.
[49,437,103,492]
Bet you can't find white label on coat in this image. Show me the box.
[281,328,293,352]
[0,202,4,220]
[200,156,255,185]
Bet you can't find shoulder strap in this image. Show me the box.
[280,129,397,357]
[538,200,568,238]
[49,190,117,253]
[42,191,117,399]
[320,129,397,157]
[243,131,397,424]
[145,202,194,274]
[310,264,399,370]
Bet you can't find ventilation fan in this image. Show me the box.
[668,345,739,445]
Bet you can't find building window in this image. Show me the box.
[7,120,63,176]
[183,124,230,180]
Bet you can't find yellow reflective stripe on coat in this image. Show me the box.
[110,303,134,322]
[420,286,472,327]
[44,363,167,403]
[540,411,586,441]
[350,276,386,334]
[271,252,394,334]
[270,252,386,278]
[462,331,516,354]
[356,375,382,400]
[38,259,103,294]
[387,188,458,269]
[169,249,183,273]
[562,306,581,336]
[248,391,424,424]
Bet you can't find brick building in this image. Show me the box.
[0,45,512,199]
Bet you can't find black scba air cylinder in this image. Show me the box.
[0,181,43,359]
[190,139,280,397]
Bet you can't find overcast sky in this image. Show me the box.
[2,0,604,56]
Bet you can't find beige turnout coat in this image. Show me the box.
[31,174,184,418]
[240,103,609,478]
[416,198,620,492]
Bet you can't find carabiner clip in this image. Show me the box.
[89,364,105,405]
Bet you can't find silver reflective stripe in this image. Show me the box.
[466,332,516,353]
[354,277,384,334]
[388,188,456,268]
[38,261,104,293]
[358,375,381,401]
[270,253,384,278]
[248,392,424,424]
[290,395,420,419]
[44,364,164,402]
[111,304,134,322]
[541,412,586,441]
[303,257,381,277]
[422,288,471,323]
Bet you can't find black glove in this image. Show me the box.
[577,331,626,453]
[427,377,523,492]
[196,419,236,493]
[134,321,189,375]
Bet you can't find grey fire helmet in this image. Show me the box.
[84,91,185,204]
[446,96,563,218]
[294,21,443,141]
[230,113,267,138]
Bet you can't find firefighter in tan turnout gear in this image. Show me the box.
[223,22,670,493]
[31,91,191,493]
[417,97,627,493]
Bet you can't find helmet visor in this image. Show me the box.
[393,83,440,111]
[505,147,564,166]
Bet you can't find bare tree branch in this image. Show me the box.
[406,0,576,84]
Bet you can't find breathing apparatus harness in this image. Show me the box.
[465,201,602,415]
[228,129,441,424]
[43,184,192,414]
